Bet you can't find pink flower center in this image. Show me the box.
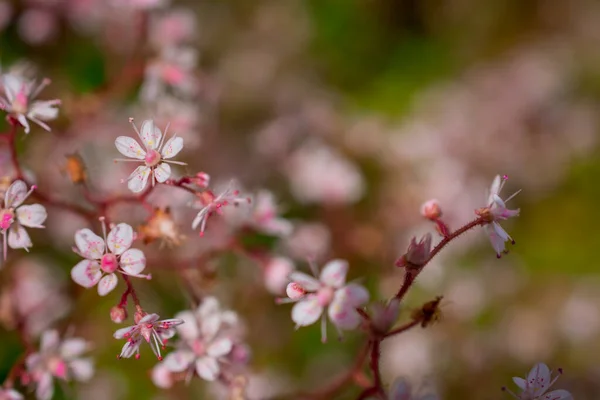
[47,356,67,380]
[316,286,335,307]
[0,209,14,231]
[144,149,161,167]
[192,339,206,356]
[100,253,118,273]
[12,88,29,114]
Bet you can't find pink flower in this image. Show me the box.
[191,182,251,236]
[114,313,184,360]
[115,119,186,193]
[158,297,243,382]
[503,363,572,400]
[264,257,295,295]
[420,199,442,220]
[0,74,60,133]
[0,388,23,400]
[0,180,47,261]
[26,330,94,400]
[281,259,369,342]
[476,175,521,258]
[247,190,293,237]
[70,219,149,296]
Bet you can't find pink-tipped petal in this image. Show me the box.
[140,119,162,150]
[119,248,146,275]
[70,358,94,382]
[71,260,102,288]
[16,204,47,228]
[291,297,323,327]
[195,356,220,381]
[288,272,320,291]
[319,259,349,288]
[115,136,145,159]
[127,165,151,193]
[97,273,118,296]
[107,223,134,255]
[8,226,31,249]
[161,135,184,159]
[4,180,28,208]
[154,163,171,183]
[74,229,105,259]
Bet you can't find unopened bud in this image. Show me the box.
[421,199,442,220]
[370,299,401,334]
[110,306,127,323]
[286,282,306,300]
[395,233,432,269]
[193,172,210,188]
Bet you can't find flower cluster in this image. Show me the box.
[503,363,572,400]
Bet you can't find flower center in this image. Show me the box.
[475,207,494,222]
[0,209,15,231]
[316,286,335,307]
[100,253,119,273]
[12,89,29,115]
[144,149,162,167]
[47,356,67,380]
[192,339,206,356]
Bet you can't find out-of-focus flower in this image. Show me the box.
[476,175,521,258]
[149,9,197,49]
[140,47,198,101]
[111,0,167,10]
[385,377,439,400]
[395,234,432,269]
[246,190,293,237]
[503,363,572,400]
[18,9,59,45]
[0,388,23,400]
[264,257,295,295]
[0,1,13,32]
[114,313,183,360]
[286,142,365,205]
[420,199,442,220]
[138,207,184,247]
[26,330,94,400]
[155,297,246,383]
[0,179,47,260]
[0,74,60,133]
[369,299,400,334]
[115,119,186,193]
[70,220,149,295]
[281,259,369,342]
[191,182,251,237]
[284,222,331,261]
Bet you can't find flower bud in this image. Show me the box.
[134,309,146,324]
[110,306,127,323]
[421,199,442,220]
[395,233,432,269]
[193,172,210,188]
[286,282,306,300]
[370,299,400,334]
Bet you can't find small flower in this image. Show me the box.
[138,207,185,247]
[280,259,369,342]
[191,182,251,237]
[115,118,186,193]
[25,330,94,400]
[70,218,149,296]
[503,363,572,400]
[247,190,293,237]
[114,313,184,360]
[386,377,439,400]
[0,180,47,261]
[420,199,442,220]
[0,74,60,133]
[395,234,432,269]
[476,175,521,258]
[0,388,24,400]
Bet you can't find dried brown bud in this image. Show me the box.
[63,154,87,184]
[411,296,443,328]
[138,207,185,247]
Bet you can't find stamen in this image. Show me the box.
[99,216,108,245]
[157,122,170,149]
[129,118,144,142]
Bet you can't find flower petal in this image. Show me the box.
[140,119,162,150]
[527,363,551,396]
[291,296,323,327]
[196,297,220,319]
[484,224,506,256]
[488,174,502,205]
[113,325,138,339]
[151,363,173,389]
[319,259,349,288]
[161,135,183,159]
[389,377,411,400]
[115,136,145,159]
[69,358,94,382]
[60,338,88,359]
[2,74,21,103]
[154,162,171,183]
[4,180,28,208]
[195,356,220,381]
[289,272,320,292]
[207,338,233,358]
[139,313,160,324]
[40,329,60,352]
[97,273,118,296]
[201,314,222,341]
[512,377,527,390]
[8,226,31,249]
[119,337,142,358]
[127,165,151,193]
[16,204,47,228]
[35,372,54,400]
[174,310,199,340]
[106,223,133,255]
[75,229,105,259]
[71,260,102,288]
[335,283,370,307]
[542,390,573,400]
[163,350,195,372]
[328,299,361,330]
[29,100,59,120]
[119,248,146,275]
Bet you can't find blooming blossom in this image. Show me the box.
[114,313,184,360]
[156,297,244,383]
[247,190,293,236]
[191,182,251,236]
[0,388,23,400]
[476,175,521,257]
[115,118,186,193]
[281,259,369,342]
[503,363,572,400]
[70,219,149,296]
[25,330,94,400]
[0,74,60,133]
[0,180,47,261]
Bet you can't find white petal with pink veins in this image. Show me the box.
[163,350,195,372]
[291,297,323,327]
[127,165,151,193]
[174,311,199,340]
[334,283,369,307]
[207,338,233,358]
[526,363,551,397]
[75,229,105,259]
[107,223,133,255]
[71,260,102,288]
[120,248,146,275]
[542,390,573,400]
[118,337,142,358]
[161,135,183,159]
[154,162,171,183]
[16,204,47,228]
[97,273,118,296]
[4,180,28,208]
[113,325,138,339]
[115,136,145,159]
[288,272,320,292]
[319,259,348,288]
[196,356,220,381]
[140,119,162,150]
[484,224,506,256]
[8,226,32,249]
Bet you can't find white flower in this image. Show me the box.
[0,74,60,133]
[0,388,24,400]
[0,180,47,261]
[281,259,369,342]
[191,182,250,236]
[158,297,242,383]
[503,363,572,400]
[113,313,184,360]
[115,118,186,193]
[26,330,94,400]
[387,377,439,400]
[70,219,149,296]
[476,174,521,258]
